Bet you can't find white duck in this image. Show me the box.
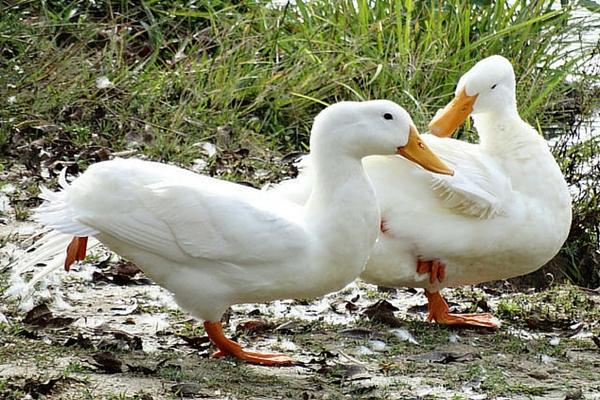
[33,100,452,365]
[271,56,572,328]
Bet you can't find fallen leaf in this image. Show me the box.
[23,304,74,329]
[92,352,123,373]
[178,334,211,350]
[111,301,139,316]
[236,319,274,336]
[301,391,315,400]
[171,382,215,397]
[280,151,306,164]
[340,364,368,380]
[92,271,111,283]
[23,304,52,325]
[330,299,357,314]
[339,327,379,338]
[93,260,148,285]
[362,300,402,327]
[216,125,232,147]
[406,350,480,363]
[274,320,305,334]
[308,350,338,365]
[111,260,142,277]
[221,307,232,324]
[247,308,262,316]
[16,328,39,339]
[526,315,574,331]
[112,331,143,351]
[407,304,429,314]
[377,286,397,294]
[23,376,75,398]
[126,358,169,375]
[33,124,61,133]
[321,364,370,383]
[64,333,94,349]
[475,298,491,312]
[363,300,398,314]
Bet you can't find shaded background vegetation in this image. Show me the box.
[1,0,598,287]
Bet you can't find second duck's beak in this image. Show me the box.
[396,125,454,176]
[428,88,478,138]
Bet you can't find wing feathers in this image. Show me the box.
[424,135,509,219]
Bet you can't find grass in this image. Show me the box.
[495,283,600,325]
[0,1,598,281]
[2,1,597,157]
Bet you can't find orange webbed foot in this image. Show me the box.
[65,236,88,271]
[425,291,500,329]
[204,321,295,366]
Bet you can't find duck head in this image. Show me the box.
[429,55,517,137]
[312,100,453,175]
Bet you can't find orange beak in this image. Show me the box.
[428,88,478,138]
[396,125,454,176]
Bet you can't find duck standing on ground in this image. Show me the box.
[32,100,452,365]
[271,56,572,328]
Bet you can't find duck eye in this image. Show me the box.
[383,113,393,120]
[491,84,497,90]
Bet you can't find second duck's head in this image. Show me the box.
[311,100,453,175]
[429,55,517,137]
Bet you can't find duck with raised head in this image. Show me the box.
[33,100,452,365]
[271,56,572,328]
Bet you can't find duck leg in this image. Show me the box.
[65,236,88,271]
[416,259,499,328]
[416,259,446,284]
[203,321,295,366]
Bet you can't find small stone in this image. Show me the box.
[540,354,556,364]
[356,345,374,356]
[95,76,114,89]
[368,339,386,352]
[391,328,419,345]
[171,382,206,397]
[528,370,550,380]
[564,388,584,400]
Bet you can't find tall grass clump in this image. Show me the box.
[0,0,598,285]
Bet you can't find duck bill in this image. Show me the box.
[396,125,454,176]
[428,88,478,138]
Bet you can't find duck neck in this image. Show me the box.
[472,106,570,218]
[304,145,380,287]
[472,107,536,154]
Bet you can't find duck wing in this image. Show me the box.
[424,134,511,219]
[40,159,308,265]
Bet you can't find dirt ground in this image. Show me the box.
[1,173,599,400]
